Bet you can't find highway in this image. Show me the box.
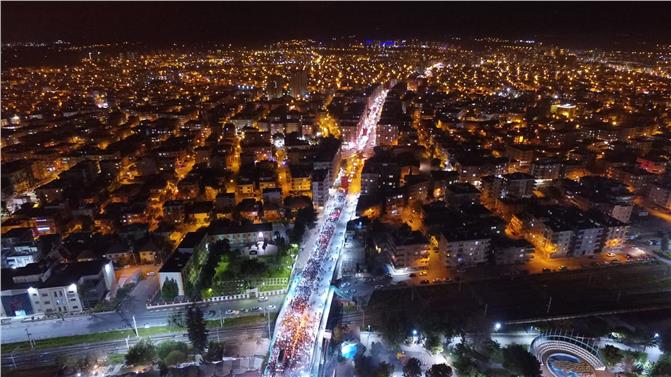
[264,87,388,376]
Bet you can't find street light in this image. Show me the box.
[494,322,502,331]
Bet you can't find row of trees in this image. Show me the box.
[373,306,542,377]
[601,334,671,377]
[354,354,453,377]
[288,205,317,244]
[125,306,208,367]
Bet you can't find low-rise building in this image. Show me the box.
[438,230,491,267]
[208,222,274,248]
[380,228,430,271]
[289,165,312,197]
[562,177,634,223]
[1,259,115,317]
[492,237,535,265]
[311,169,330,208]
[647,178,671,211]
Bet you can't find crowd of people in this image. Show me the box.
[266,191,346,376]
[265,89,388,377]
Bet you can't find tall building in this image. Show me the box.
[289,70,309,98]
[266,75,284,99]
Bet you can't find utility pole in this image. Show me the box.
[546,296,553,314]
[25,328,35,350]
[484,303,488,317]
[132,315,139,337]
[125,335,130,351]
[218,311,225,343]
[361,307,365,331]
[265,308,272,340]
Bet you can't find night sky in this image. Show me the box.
[2,2,671,47]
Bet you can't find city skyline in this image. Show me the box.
[2,2,671,47]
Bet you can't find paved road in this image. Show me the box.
[2,321,272,370]
[265,87,388,376]
[1,294,285,344]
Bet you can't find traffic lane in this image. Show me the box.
[1,295,286,344]
[1,312,128,343]
[2,325,270,369]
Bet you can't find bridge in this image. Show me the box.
[264,83,392,376]
[529,330,606,372]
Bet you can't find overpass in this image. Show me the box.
[264,83,391,376]
[530,330,606,372]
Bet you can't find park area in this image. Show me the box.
[160,238,298,301]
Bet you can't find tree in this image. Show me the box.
[501,344,542,377]
[186,306,208,353]
[379,311,411,347]
[296,206,317,229]
[125,338,156,365]
[355,355,393,377]
[403,357,422,377]
[424,333,443,355]
[661,328,671,354]
[354,354,376,377]
[156,340,188,360]
[651,353,671,377]
[452,344,480,377]
[622,349,648,374]
[376,361,393,377]
[204,341,224,362]
[425,363,452,377]
[289,221,306,244]
[601,345,624,367]
[163,350,188,366]
[161,278,179,301]
[210,239,231,256]
[196,239,230,296]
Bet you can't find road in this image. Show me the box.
[264,87,388,376]
[2,321,272,370]
[1,291,285,344]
